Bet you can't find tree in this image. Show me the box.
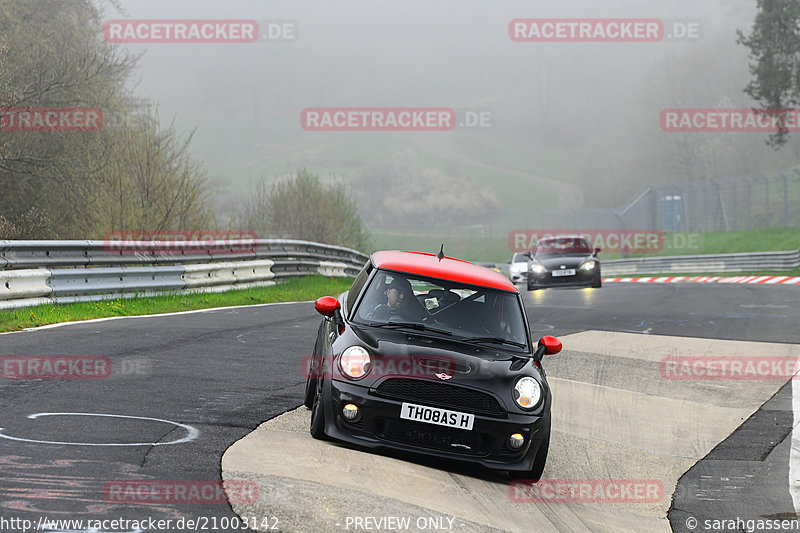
[0,0,133,235]
[243,170,370,251]
[737,0,800,147]
[0,0,213,238]
[90,115,215,233]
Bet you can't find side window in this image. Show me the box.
[346,260,372,317]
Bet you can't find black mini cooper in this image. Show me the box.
[305,250,561,480]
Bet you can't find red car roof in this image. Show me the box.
[371,250,517,292]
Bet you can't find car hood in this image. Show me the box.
[335,325,545,389]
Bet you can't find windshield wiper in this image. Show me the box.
[461,336,526,348]
[370,322,452,336]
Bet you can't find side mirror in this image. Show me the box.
[533,335,562,363]
[594,247,601,256]
[315,296,345,334]
[315,296,341,317]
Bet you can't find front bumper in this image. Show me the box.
[527,269,601,290]
[510,270,528,283]
[320,378,549,472]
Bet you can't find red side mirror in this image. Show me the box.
[539,335,562,355]
[315,296,341,317]
[594,247,601,255]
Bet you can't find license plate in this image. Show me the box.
[552,269,576,277]
[400,402,474,430]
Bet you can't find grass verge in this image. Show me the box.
[615,228,800,259]
[0,275,351,333]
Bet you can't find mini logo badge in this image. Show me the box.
[561,265,566,269]
[435,372,453,380]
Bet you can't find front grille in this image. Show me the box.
[374,379,505,417]
[378,418,491,455]
[548,273,577,282]
[546,272,592,284]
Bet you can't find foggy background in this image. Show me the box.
[106,0,800,255]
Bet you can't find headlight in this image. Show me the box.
[513,377,542,409]
[580,261,597,271]
[339,346,371,379]
[531,264,546,275]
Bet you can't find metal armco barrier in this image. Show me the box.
[0,269,52,299]
[0,239,368,310]
[182,260,276,290]
[603,249,800,276]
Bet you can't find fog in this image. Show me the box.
[107,0,797,239]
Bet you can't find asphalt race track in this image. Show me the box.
[1,284,799,532]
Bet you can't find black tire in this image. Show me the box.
[303,375,317,409]
[592,278,602,288]
[509,432,549,482]
[309,377,327,440]
[306,327,325,409]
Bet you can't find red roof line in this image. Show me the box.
[371,250,517,292]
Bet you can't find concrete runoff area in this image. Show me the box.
[222,331,799,532]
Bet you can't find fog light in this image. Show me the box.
[342,403,359,420]
[508,433,525,449]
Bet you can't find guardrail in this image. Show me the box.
[0,239,368,310]
[602,249,800,276]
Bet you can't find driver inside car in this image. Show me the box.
[367,276,425,322]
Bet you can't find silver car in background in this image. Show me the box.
[508,253,529,283]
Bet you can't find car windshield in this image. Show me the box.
[511,253,528,263]
[353,270,529,351]
[535,237,592,256]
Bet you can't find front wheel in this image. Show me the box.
[303,375,317,409]
[508,433,549,482]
